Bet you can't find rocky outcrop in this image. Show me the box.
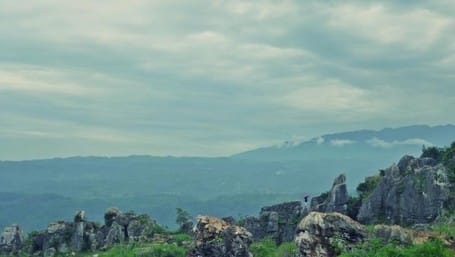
[295,212,367,257]
[0,224,24,255]
[25,208,161,256]
[243,201,305,244]
[29,219,99,256]
[311,174,349,215]
[357,156,450,226]
[189,215,252,257]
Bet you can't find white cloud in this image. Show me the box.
[0,65,106,96]
[366,137,434,148]
[330,139,356,147]
[281,82,382,113]
[327,4,452,50]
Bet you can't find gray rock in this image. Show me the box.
[357,156,450,226]
[43,247,56,257]
[104,222,126,248]
[104,207,121,227]
[243,201,304,244]
[189,215,252,257]
[295,212,367,257]
[0,224,24,255]
[127,214,158,241]
[372,225,415,245]
[311,174,349,215]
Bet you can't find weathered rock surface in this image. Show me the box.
[0,224,24,255]
[311,174,349,215]
[372,225,415,245]
[189,215,252,257]
[243,201,305,244]
[295,212,367,257]
[357,156,450,226]
[25,208,160,256]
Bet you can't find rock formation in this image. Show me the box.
[311,174,349,215]
[295,212,367,257]
[372,225,416,245]
[243,201,305,244]
[357,155,450,226]
[188,215,252,257]
[0,224,24,255]
[26,208,161,256]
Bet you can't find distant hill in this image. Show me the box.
[1,124,454,232]
[233,124,455,161]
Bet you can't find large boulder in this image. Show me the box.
[243,201,305,244]
[0,224,24,255]
[97,209,160,249]
[295,212,367,257]
[357,156,450,226]
[311,174,349,215]
[189,215,252,257]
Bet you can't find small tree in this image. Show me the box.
[176,208,193,233]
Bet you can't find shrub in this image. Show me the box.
[339,238,454,257]
[250,238,297,257]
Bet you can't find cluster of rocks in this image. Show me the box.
[294,211,428,257]
[357,155,450,226]
[243,201,306,244]
[0,224,24,256]
[188,215,252,257]
[1,208,162,256]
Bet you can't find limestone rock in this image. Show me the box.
[26,208,159,255]
[189,215,252,257]
[243,201,304,244]
[311,174,349,215]
[372,225,415,245]
[357,156,450,226]
[104,207,121,227]
[0,224,24,255]
[295,212,367,257]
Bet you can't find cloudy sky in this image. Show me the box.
[1,0,454,160]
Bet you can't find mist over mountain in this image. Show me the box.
[234,124,455,161]
[1,124,454,232]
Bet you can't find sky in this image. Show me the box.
[0,0,454,160]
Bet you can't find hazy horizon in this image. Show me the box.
[1,1,454,160]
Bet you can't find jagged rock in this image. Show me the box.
[311,174,349,215]
[104,207,121,227]
[243,201,305,244]
[104,222,125,247]
[127,214,158,241]
[357,156,450,226]
[0,224,24,255]
[295,212,367,257]
[74,210,85,222]
[189,215,252,257]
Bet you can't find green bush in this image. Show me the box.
[250,238,277,257]
[172,233,192,246]
[94,242,187,257]
[339,238,454,257]
[250,238,297,257]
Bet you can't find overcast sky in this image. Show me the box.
[1,0,454,160]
